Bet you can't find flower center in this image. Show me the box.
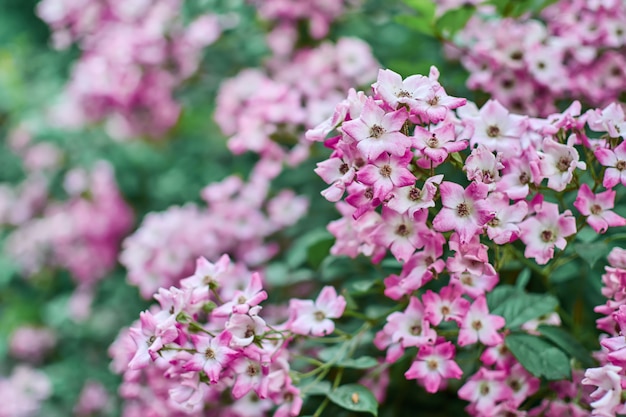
[314,311,326,321]
[519,172,530,185]
[244,326,255,339]
[247,363,260,376]
[339,163,350,174]
[480,383,490,396]
[396,89,412,98]
[488,217,501,227]
[379,164,392,178]
[617,160,626,171]
[205,348,216,360]
[408,187,422,201]
[509,379,522,392]
[428,96,439,106]
[541,230,556,243]
[461,273,473,285]
[237,295,247,304]
[427,359,438,371]
[456,202,471,217]
[369,124,385,139]
[410,324,422,335]
[396,224,411,237]
[487,125,500,138]
[556,156,572,172]
[364,188,374,199]
[147,335,156,347]
[427,134,439,148]
[472,320,483,330]
[440,305,450,316]
[590,204,602,215]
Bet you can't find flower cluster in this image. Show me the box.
[120,165,308,298]
[5,160,133,287]
[584,248,626,416]
[9,326,57,364]
[215,37,378,170]
[308,66,626,415]
[446,0,626,116]
[37,0,223,138]
[0,366,52,417]
[249,0,356,55]
[110,255,345,416]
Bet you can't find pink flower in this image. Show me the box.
[414,123,468,168]
[595,141,626,189]
[484,192,528,244]
[465,99,528,156]
[573,183,626,233]
[387,174,443,216]
[533,137,586,192]
[432,181,494,244]
[373,68,432,110]
[383,296,436,348]
[405,341,463,393]
[423,283,470,325]
[458,296,505,347]
[356,151,416,201]
[341,98,410,161]
[458,368,513,415]
[372,207,428,262]
[519,201,576,264]
[182,331,238,383]
[463,145,504,189]
[128,311,178,369]
[288,286,346,336]
[582,364,625,417]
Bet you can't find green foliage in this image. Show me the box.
[328,384,379,416]
[487,285,559,329]
[505,333,571,380]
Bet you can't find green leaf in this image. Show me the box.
[574,241,609,268]
[537,325,595,368]
[576,226,599,243]
[348,279,376,294]
[486,285,518,311]
[549,260,580,283]
[506,333,571,380]
[492,292,558,329]
[336,356,379,369]
[396,0,436,36]
[328,384,379,416]
[435,5,475,37]
[515,268,531,289]
[303,381,331,396]
[286,229,334,268]
[318,345,348,363]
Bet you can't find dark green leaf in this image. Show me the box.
[492,292,558,329]
[515,268,531,289]
[303,381,331,396]
[575,241,609,268]
[286,229,334,268]
[318,345,347,363]
[506,333,571,380]
[538,325,595,368]
[486,285,518,311]
[328,384,379,416]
